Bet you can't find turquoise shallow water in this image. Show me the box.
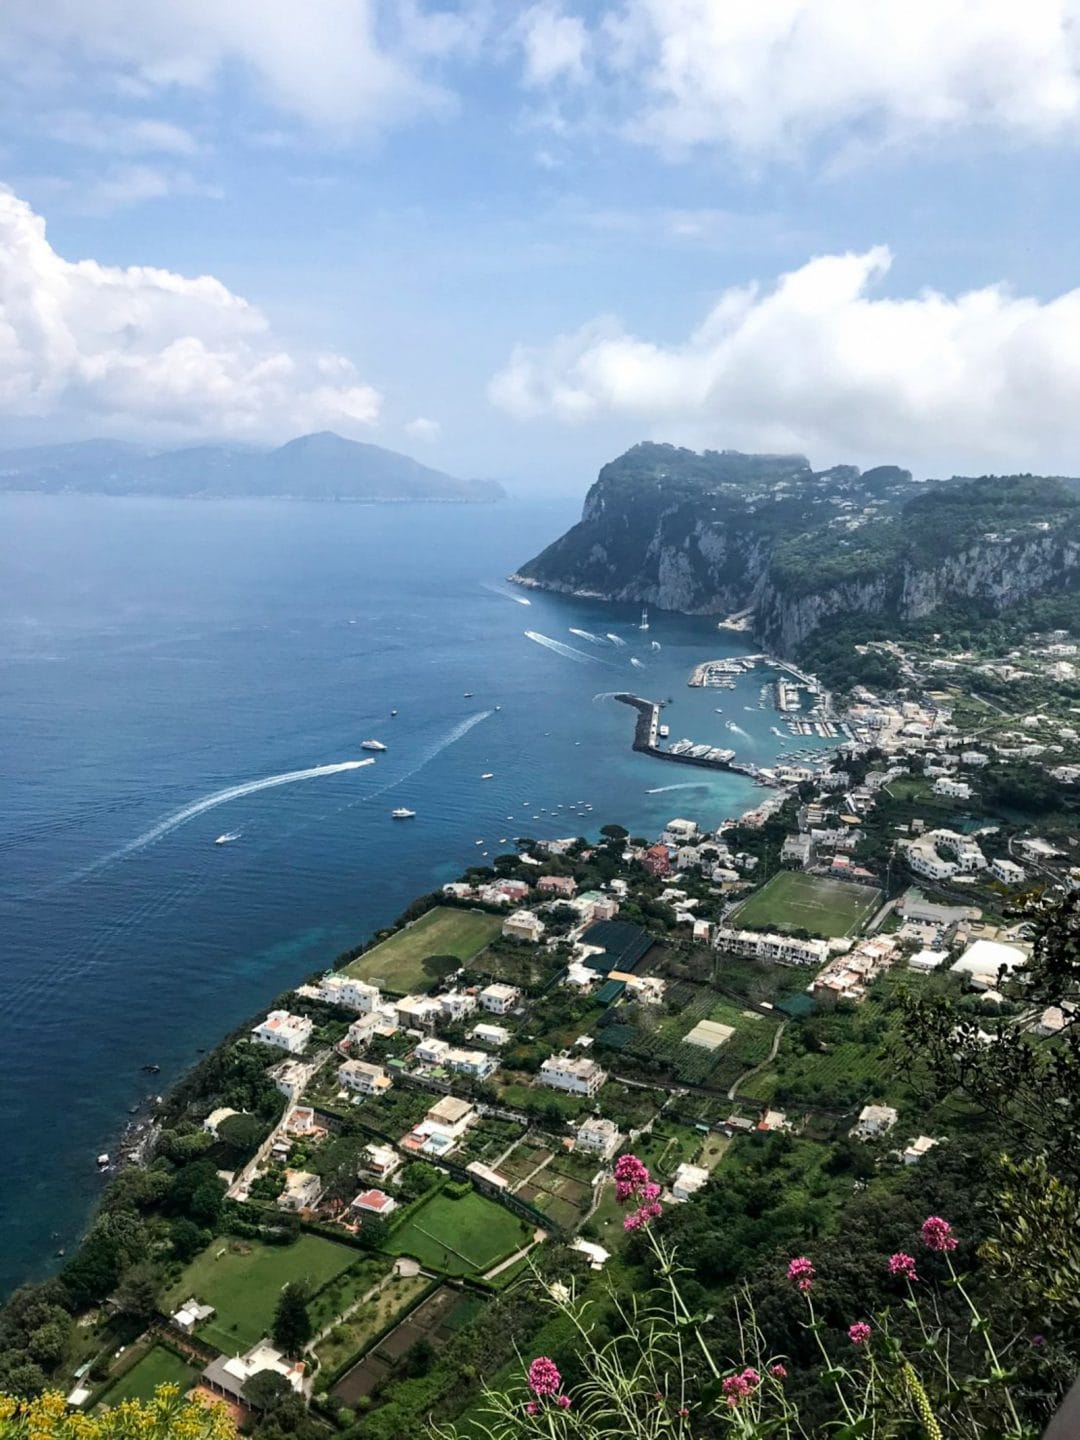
[0,494,834,1294]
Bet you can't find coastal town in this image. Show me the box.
[13,623,1079,1437]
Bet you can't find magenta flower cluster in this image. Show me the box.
[769,1363,787,1380]
[721,1367,761,1407]
[888,1251,919,1282]
[527,1357,562,1398]
[614,1153,663,1231]
[786,1256,815,1292]
[921,1215,958,1253]
[848,1322,872,1346]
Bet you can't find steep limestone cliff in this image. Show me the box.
[514,443,1080,656]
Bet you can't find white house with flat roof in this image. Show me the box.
[503,910,546,944]
[396,995,443,1029]
[850,1105,898,1141]
[320,975,380,1013]
[479,982,520,1014]
[671,1163,709,1201]
[338,1059,392,1096]
[359,1143,401,1182]
[439,990,477,1023]
[471,1021,511,1047]
[539,1054,607,1096]
[252,1010,313,1055]
[277,1169,323,1212]
[574,1116,622,1158]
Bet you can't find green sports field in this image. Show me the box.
[164,1234,358,1352]
[732,870,880,939]
[386,1190,529,1276]
[101,1346,198,1406]
[342,906,503,992]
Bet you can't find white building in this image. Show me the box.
[251,1010,313,1055]
[990,858,1027,886]
[319,975,380,1013]
[479,982,520,1015]
[574,1116,622,1159]
[902,1135,939,1165]
[396,995,443,1030]
[416,1036,451,1065]
[346,1011,384,1049]
[714,927,829,968]
[539,1054,608,1096]
[934,777,973,799]
[471,1021,511,1047]
[435,990,474,1023]
[908,949,948,972]
[277,1169,323,1212]
[338,1059,392,1096]
[671,1163,710,1202]
[202,1107,240,1136]
[503,910,546,944]
[664,818,699,841]
[850,1104,899,1141]
[951,939,1028,989]
[445,1046,498,1080]
[269,1057,317,1102]
[359,1143,402,1182]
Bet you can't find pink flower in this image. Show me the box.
[721,1368,761,1407]
[528,1357,562,1397]
[614,1154,652,1203]
[556,1395,571,1410]
[641,1181,662,1203]
[888,1251,919,1282]
[921,1216,958,1253]
[787,1256,815,1292]
[525,1402,538,1416]
[848,1322,872,1346]
[624,1200,663,1231]
[769,1363,787,1380]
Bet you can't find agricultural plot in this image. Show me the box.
[732,871,880,938]
[342,906,502,993]
[164,1234,357,1353]
[517,1156,593,1231]
[314,1270,430,1379]
[100,1346,198,1407]
[331,1284,480,1406]
[386,1190,530,1275]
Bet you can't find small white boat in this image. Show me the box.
[390,709,398,716]
[215,831,241,845]
[96,1153,110,1168]
[481,772,494,780]
[391,808,416,819]
[361,739,387,752]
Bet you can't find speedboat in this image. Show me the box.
[215,831,241,845]
[390,709,398,716]
[481,772,494,780]
[361,739,387,752]
[391,808,416,819]
[464,692,474,697]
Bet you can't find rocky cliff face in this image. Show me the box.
[515,443,1080,656]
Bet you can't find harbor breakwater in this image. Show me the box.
[613,693,769,783]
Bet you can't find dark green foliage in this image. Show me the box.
[244,1368,294,1412]
[272,1283,312,1356]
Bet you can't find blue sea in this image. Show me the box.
[0,494,833,1295]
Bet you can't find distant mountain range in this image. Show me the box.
[0,432,504,503]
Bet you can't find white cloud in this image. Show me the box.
[489,247,1080,471]
[1,1,477,135]
[519,3,589,87]
[405,416,441,440]
[588,0,1080,158]
[0,187,380,439]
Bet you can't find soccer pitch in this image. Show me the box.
[732,871,880,938]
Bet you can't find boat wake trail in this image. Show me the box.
[646,783,709,794]
[568,628,605,644]
[605,633,626,647]
[355,711,494,802]
[525,630,610,666]
[481,582,530,606]
[630,657,645,669]
[58,759,375,889]
[726,722,753,741]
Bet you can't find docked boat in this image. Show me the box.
[361,739,387,752]
[391,807,416,819]
[214,831,241,845]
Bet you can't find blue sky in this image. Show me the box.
[4,2,1080,490]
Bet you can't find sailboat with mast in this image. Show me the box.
[639,606,649,631]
